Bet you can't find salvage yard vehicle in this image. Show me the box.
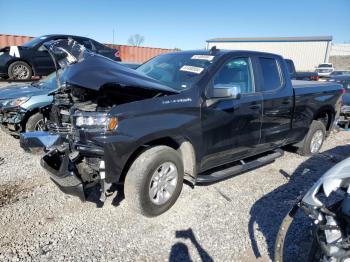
[0,71,59,134]
[0,34,121,80]
[27,40,343,217]
[285,59,319,81]
[316,63,335,77]
[329,75,350,128]
[275,157,350,262]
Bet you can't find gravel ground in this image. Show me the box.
[1,116,350,261]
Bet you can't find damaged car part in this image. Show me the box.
[275,157,350,262]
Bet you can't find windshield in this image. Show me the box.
[32,69,62,89]
[22,36,48,48]
[136,53,217,91]
[318,64,332,68]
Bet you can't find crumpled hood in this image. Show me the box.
[60,54,178,94]
[0,83,49,100]
[45,39,178,95]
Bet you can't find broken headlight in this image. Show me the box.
[2,97,30,107]
[73,111,118,131]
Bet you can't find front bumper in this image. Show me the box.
[20,131,61,153]
[41,147,86,201]
[0,107,26,134]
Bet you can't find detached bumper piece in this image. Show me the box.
[338,106,350,129]
[20,131,61,153]
[0,109,25,134]
[41,147,86,201]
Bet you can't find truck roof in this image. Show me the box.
[168,49,283,58]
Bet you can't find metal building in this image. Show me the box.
[206,36,332,71]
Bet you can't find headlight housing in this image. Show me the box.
[4,97,30,107]
[73,111,118,131]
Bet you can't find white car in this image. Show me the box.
[315,63,334,77]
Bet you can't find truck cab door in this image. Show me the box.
[255,56,293,148]
[200,56,263,172]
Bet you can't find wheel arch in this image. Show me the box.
[7,59,36,76]
[312,105,335,132]
[119,136,197,186]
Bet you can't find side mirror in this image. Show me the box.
[212,84,241,99]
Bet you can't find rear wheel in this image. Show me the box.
[25,113,45,131]
[297,120,326,156]
[8,61,32,80]
[124,146,184,217]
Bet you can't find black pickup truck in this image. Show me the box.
[25,41,343,217]
[285,59,319,81]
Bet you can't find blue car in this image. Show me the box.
[0,71,58,134]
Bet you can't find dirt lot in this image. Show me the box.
[0,112,350,261]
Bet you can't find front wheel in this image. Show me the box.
[25,113,45,131]
[124,146,184,217]
[8,61,32,80]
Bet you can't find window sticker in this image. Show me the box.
[180,65,204,74]
[191,55,214,61]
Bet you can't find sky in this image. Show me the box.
[0,0,349,50]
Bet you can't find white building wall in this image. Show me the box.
[207,41,330,71]
[330,44,350,56]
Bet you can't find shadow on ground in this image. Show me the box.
[169,228,214,262]
[249,145,350,261]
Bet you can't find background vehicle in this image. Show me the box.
[0,34,121,80]
[329,75,350,128]
[275,157,350,262]
[30,41,343,217]
[0,71,58,134]
[315,63,335,77]
[285,59,319,81]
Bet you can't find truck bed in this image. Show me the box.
[292,80,342,95]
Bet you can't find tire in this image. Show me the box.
[25,113,45,131]
[8,61,32,80]
[124,145,184,217]
[297,120,326,156]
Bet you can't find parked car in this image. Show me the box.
[24,41,343,217]
[285,59,319,81]
[329,75,350,128]
[0,34,121,80]
[315,63,335,77]
[0,71,59,134]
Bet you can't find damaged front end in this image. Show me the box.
[275,158,350,262]
[38,39,177,202]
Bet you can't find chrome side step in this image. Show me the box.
[196,149,284,184]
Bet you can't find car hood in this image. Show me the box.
[45,39,178,95]
[0,83,50,100]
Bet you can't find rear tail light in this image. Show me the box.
[114,50,120,58]
[340,88,346,95]
[348,83,350,90]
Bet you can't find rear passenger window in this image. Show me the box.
[213,57,254,94]
[259,57,282,91]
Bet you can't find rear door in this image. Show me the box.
[255,55,293,148]
[200,56,263,171]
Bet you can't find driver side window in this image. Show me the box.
[213,57,254,94]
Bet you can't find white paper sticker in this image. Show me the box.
[191,55,214,61]
[180,65,204,74]
[9,46,20,58]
